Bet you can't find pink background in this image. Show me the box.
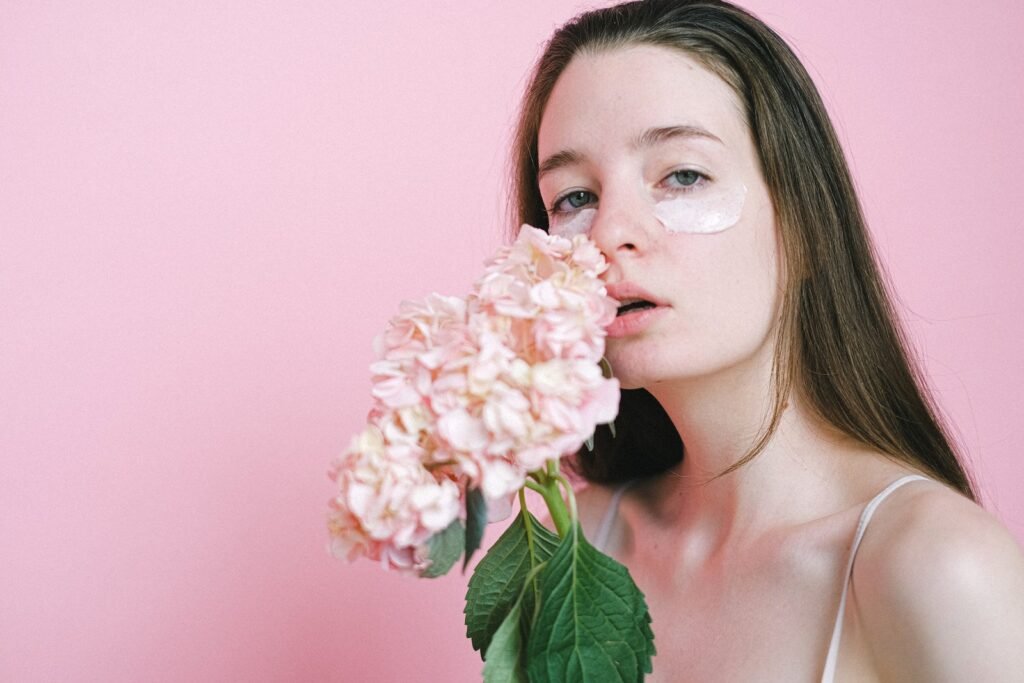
[2,1,1021,680]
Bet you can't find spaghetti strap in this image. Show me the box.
[592,480,636,553]
[820,474,931,683]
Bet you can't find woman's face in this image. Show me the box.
[537,45,782,390]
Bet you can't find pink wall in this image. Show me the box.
[2,1,1021,680]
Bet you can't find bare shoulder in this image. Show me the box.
[852,479,1024,681]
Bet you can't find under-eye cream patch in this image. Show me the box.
[654,183,747,234]
[550,207,596,238]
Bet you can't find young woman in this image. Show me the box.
[510,1,1024,680]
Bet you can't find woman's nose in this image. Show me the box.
[588,187,654,259]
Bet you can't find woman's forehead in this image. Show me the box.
[538,44,748,159]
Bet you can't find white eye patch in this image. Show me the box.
[654,183,747,234]
[549,207,596,238]
[546,182,746,238]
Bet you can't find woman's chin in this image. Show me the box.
[604,353,711,392]
[601,353,657,391]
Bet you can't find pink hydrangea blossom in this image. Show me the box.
[327,425,461,573]
[327,226,620,573]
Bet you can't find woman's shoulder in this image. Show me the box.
[853,476,1024,597]
[852,477,1024,680]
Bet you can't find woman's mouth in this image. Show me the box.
[604,283,667,338]
[606,300,667,338]
[615,298,657,317]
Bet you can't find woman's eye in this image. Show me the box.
[552,190,596,213]
[667,169,703,187]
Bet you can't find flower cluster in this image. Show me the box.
[327,227,619,573]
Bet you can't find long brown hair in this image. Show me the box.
[509,0,978,500]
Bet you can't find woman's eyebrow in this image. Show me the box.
[538,125,723,181]
[633,124,723,149]
[538,149,584,182]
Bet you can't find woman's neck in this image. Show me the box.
[644,369,864,559]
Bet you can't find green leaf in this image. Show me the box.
[483,557,552,681]
[526,523,655,683]
[465,510,560,656]
[482,599,528,682]
[419,519,464,579]
[463,487,488,571]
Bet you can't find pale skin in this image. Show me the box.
[536,45,1024,681]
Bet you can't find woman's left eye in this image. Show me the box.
[664,169,706,189]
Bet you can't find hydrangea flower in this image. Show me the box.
[327,226,619,574]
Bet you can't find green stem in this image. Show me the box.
[554,474,578,524]
[524,465,573,539]
[518,488,543,609]
[519,488,537,563]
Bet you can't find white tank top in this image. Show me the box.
[591,473,932,682]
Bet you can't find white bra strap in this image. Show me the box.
[593,480,635,552]
[820,474,931,683]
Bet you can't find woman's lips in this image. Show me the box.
[605,282,664,307]
[604,282,667,338]
[605,304,668,338]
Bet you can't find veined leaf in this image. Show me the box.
[463,487,488,571]
[465,510,560,656]
[482,598,528,682]
[483,556,552,681]
[419,519,464,579]
[526,523,655,682]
